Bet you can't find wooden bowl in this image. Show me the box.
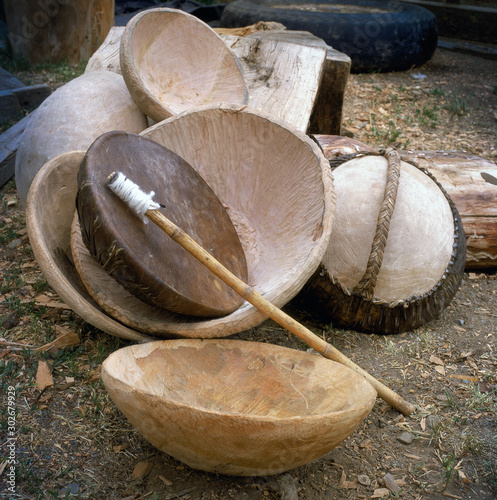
[15,71,148,206]
[71,214,195,337]
[26,151,153,343]
[133,106,334,337]
[120,8,248,122]
[102,339,377,476]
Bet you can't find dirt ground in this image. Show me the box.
[1,46,497,499]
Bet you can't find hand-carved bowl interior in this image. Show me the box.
[102,339,377,475]
[120,8,248,122]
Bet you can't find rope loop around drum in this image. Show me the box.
[351,147,401,301]
[325,148,403,301]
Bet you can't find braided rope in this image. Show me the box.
[351,147,401,301]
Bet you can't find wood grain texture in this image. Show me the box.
[236,30,351,135]
[314,135,497,269]
[4,0,114,65]
[26,151,153,343]
[86,25,349,134]
[86,26,125,74]
[402,151,497,268]
[298,140,466,334]
[102,339,376,475]
[224,32,326,132]
[120,8,248,122]
[15,71,148,206]
[140,106,335,337]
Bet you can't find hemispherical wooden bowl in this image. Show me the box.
[134,106,334,337]
[15,71,148,206]
[102,339,377,476]
[26,151,153,343]
[120,8,248,122]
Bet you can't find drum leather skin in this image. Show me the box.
[76,131,248,317]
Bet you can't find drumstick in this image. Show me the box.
[107,171,417,416]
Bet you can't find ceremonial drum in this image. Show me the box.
[120,8,248,122]
[300,149,466,334]
[15,71,148,206]
[76,131,248,318]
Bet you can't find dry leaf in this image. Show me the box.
[113,444,130,453]
[36,361,54,391]
[338,471,358,489]
[35,330,80,353]
[430,355,444,366]
[89,365,101,382]
[434,365,446,376]
[158,475,173,486]
[57,376,75,390]
[132,461,154,479]
[420,417,426,431]
[449,374,479,382]
[371,488,391,498]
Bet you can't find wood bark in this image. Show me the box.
[4,0,114,65]
[223,33,327,132]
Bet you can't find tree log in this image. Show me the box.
[86,25,350,134]
[4,0,114,65]
[314,135,497,269]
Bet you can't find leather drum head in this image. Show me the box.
[76,131,248,317]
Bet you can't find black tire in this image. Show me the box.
[221,0,438,73]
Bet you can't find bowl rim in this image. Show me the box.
[102,338,378,423]
[26,150,154,343]
[120,7,249,122]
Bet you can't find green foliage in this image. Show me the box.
[429,87,448,97]
[445,96,470,117]
[416,105,439,128]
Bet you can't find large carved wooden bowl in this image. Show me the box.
[102,339,377,476]
[120,8,248,122]
[135,106,335,337]
[15,71,148,206]
[26,151,153,342]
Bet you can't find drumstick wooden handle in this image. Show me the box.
[107,172,417,416]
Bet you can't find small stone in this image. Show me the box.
[358,474,371,486]
[397,431,414,444]
[267,475,298,500]
[426,414,440,430]
[376,418,387,428]
[131,461,154,479]
[58,482,79,496]
[2,313,19,330]
[7,238,22,250]
[383,473,401,494]
[278,474,298,500]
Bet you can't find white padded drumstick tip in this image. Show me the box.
[107,171,161,218]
